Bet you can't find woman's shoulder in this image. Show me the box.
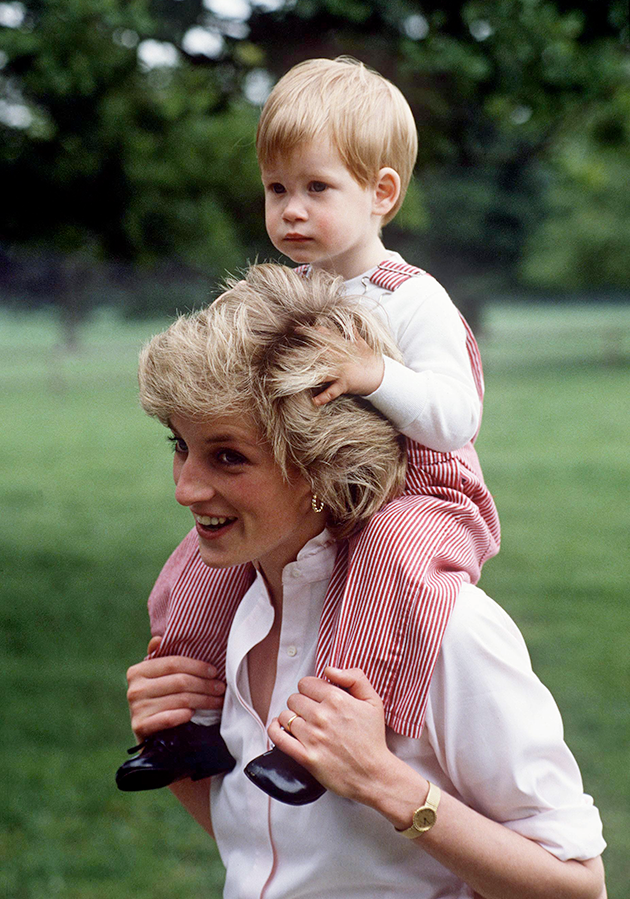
[426,583,606,862]
[443,583,531,664]
[430,582,541,710]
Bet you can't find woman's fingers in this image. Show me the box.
[128,654,218,681]
[127,669,225,701]
[126,657,224,705]
[267,669,393,801]
[132,708,197,738]
[126,654,225,740]
[127,680,224,716]
[322,666,383,704]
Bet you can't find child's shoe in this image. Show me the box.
[116,721,235,791]
[244,746,326,805]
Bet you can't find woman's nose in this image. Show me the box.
[174,457,216,508]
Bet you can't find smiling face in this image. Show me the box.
[261,137,394,281]
[169,414,325,583]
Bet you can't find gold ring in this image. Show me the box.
[285,714,299,736]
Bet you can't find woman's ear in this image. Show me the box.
[372,168,401,217]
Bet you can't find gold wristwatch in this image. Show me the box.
[397,781,441,838]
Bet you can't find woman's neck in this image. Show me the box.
[247,567,284,724]
[257,563,284,614]
[255,520,326,610]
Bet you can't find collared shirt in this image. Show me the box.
[211,532,605,899]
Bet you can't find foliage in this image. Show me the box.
[0,0,629,327]
[0,0,262,265]
[522,83,630,289]
[0,0,263,334]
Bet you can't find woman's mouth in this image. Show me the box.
[194,514,237,533]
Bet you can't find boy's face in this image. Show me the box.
[261,137,385,281]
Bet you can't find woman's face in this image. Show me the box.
[169,414,324,577]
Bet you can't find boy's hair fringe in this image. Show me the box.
[256,57,418,225]
[138,263,406,539]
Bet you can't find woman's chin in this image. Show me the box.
[196,530,244,569]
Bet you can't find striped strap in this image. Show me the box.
[295,259,425,292]
[369,259,427,292]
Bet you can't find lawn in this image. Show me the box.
[1,302,628,898]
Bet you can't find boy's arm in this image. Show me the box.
[367,353,480,451]
[315,278,482,452]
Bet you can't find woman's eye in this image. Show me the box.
[168,436,188,455]
[217,449,247,466]
[309,181,328,193]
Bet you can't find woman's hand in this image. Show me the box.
[126,637,226,742]
[267,666,396,805]
[268,666,606,899]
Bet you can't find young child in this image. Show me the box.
[116,57,500,802]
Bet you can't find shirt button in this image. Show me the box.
[287,645,298,657]
[290,567,301,578]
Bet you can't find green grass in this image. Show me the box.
[1,302,629,897]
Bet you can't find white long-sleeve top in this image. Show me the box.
[344,254,481,452]
[210,531,605,899]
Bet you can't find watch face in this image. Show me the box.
[413,807,437,832]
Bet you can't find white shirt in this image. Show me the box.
[344,254,481,452]
[210,532,605,899]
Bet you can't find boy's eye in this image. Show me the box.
[269,183,285,195]
[309,181,328,192]
[168,435,188,455]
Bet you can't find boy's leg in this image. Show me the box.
[318,472,498,737]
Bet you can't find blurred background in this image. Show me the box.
[1,1,628,897]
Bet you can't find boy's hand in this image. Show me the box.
[313,334,385,405]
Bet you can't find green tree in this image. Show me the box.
[1,0,628,335]
[522,81,630,290]
[0,0,263,338]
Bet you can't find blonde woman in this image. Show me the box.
[123,264,605,899]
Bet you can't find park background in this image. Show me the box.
[1,0,629,896]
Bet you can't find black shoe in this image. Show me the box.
[244,746,326,805]
[116,721,236,792]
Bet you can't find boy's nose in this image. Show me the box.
[282,195,307,222]
[174,458,216,508]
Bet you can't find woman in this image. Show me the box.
[126,264,606,899]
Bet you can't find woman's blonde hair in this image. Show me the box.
[139,263,406,538]
[256,57,418,225]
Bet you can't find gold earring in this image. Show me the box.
[311,494,325,514]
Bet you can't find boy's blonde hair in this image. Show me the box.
[256,57,418,225]
[138,263,406,539]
